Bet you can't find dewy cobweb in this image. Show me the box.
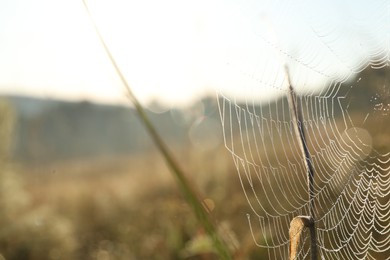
[217,1,390,259]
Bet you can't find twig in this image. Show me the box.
[285,67,317,260]
[81,1,232,259]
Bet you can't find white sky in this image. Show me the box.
[0,0,386,107]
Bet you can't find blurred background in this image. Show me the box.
[0,0,389,259]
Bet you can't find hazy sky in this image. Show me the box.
[0,0,387,106]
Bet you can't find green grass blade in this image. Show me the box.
[81,1,232,258]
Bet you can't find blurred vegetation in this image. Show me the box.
[0,96,260,259]
[0,100,76,260]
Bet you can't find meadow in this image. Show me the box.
[1,141,268,259]
[1,66,389,259]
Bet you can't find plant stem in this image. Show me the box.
[81,1,232,259]
[285,67,318,260]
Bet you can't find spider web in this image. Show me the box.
[217,1,390,259]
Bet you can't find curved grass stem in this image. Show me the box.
[81,1,232,259]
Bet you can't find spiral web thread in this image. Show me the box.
[217,1,390,259]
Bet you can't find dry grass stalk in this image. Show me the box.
[285,67,318,260]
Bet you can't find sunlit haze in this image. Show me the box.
[0,0,384,107]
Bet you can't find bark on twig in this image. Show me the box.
[289,216,315,260]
